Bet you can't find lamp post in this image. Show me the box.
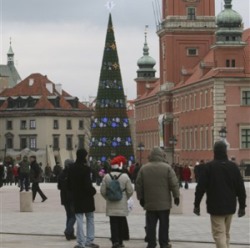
[169,136,177,163]
[219,127,227,140]
[137,142,145,166]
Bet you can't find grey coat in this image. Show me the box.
[101,171,133,216]
[136,147,180,211]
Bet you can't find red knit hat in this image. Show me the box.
[111,155,126,170]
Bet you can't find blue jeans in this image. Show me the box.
[75,212,95,247]
[64,202,76,235]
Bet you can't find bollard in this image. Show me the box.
[20,191,33,212]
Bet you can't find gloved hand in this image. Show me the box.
[193,207,200,216]
[174,197,180,206]
[139,199,145,208]
[238,208,245,218]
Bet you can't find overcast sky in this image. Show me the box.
[1,0,249,100]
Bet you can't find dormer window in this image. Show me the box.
[187,7,196,20]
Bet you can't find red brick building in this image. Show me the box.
[135,0,250,170]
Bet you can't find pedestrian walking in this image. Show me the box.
[58,159,76,241]
[19,155,30,192]
[194,141,247,248]
[182,164,191,189]
[136,147,180,248]
[0,161,4,188]
[68,148,99,248]
[30,155,47,202]
[100,155,134,248]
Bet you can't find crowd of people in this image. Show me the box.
[0,141,247,248]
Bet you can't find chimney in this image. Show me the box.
[46,83,53,94]
[29,78,34,86]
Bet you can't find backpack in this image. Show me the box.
[106,173,123,201]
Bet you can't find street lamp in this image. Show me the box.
[169,136,177,163]
[137,142,145,166]
[219,127,227,140]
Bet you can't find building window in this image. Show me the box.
[78,135,85,149]
[6,137,13,149]
[20,137,27,149]
[30,120,36,129]
[187,7,196,20]
[20,120,27,130]
[187,48,198,56]
[54,120,59,129]
[79,120,84,129]
[6,120,12,130]
[53,135,60,150]
[226,59,230,67]
[241,129,250,149]
[30,137,37,149]
[232,59,236,67]
[66,135,73,150]
[67,120,72,130]
[242,90,250,105]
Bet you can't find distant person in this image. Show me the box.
[58,159,76,241]
[194,160,205,183]
[100,155,133,248]
[30,156,47,202]
[68,148,99,248]
[136,147,180,248]
[53,162,62,182]
[19,155,30,192]
[0,161,4,188]
[194,141,246,248]
[45,163,52,182]
[182,164,191,189]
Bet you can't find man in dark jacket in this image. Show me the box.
[30,155,47,202]
[58,159,76,241]
[194,141,246,248]
[19,155,30,192]
[68,148,99,248]
[136,147,180,248]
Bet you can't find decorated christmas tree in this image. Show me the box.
[89,13,135,165]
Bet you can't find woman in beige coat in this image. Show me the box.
[101,156,133,248]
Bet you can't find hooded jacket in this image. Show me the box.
[194,141,246,215]
[136,147,180,211]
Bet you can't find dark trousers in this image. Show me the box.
[64,202,76,235]
[20,173,30,191]
[110,216,128,245]
[146,210,170,248]
[32,182,46,201]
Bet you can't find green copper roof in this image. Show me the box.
[216,0,242,28]
[7,45,14,55]
[137,31,156,68]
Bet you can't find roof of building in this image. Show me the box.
[0,64,21,88]
[0,73,89,111]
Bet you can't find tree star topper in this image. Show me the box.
[105,1,115,12]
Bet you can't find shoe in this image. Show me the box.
[86,244,99,248]
[70,234,76,240]
[161,244,172,248]
[112,243,120,248]
[41,197,47,202]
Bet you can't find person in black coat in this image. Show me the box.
[30,156,47,202]
[58,159,76,241]
[194,141,246,248]
[68,148,99,248]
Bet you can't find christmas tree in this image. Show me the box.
[89,14,135,165]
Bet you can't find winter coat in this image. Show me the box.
[68,162,96,213]
[194,141,246,215]
[30,161,42,183]
[57,168,73,206]
[136,147,180,211]
[101,170,133,217]
[182,167,191,181]
[19,160,30,174]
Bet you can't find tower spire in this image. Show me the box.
[7,37,15,66]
